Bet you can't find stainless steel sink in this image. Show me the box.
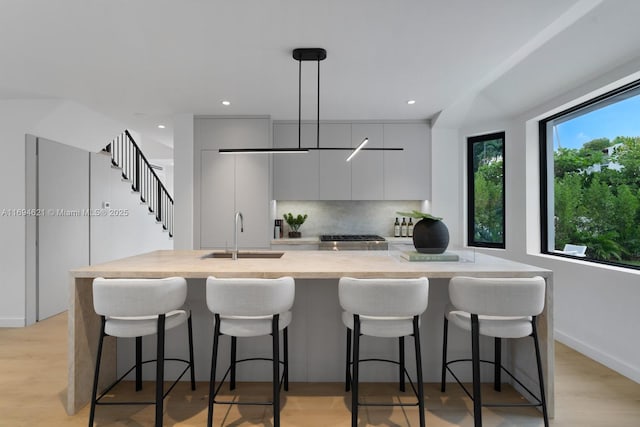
[203,251,284,259]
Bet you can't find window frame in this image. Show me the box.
[539,77,640,269]
[467,131,506,249]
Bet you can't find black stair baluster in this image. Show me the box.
[106,130,173,237]
[156,180,162,222]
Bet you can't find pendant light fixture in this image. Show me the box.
[292,48,402,161]
[220,47,403,159]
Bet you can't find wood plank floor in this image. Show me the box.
[1,312,639,426]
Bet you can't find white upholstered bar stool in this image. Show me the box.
[339,277,429,427]
[205,276,295,427]
[88,277,195,427]
[440,276,549,427]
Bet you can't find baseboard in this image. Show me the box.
[555,329,640,384]
[0,317,26,327]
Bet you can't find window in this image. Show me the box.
[467,132,505,248]
[540,79,640,268]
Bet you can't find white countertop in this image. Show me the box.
[71,249,550,279]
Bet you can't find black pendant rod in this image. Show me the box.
[317,58,320,149]
[298,59,302,150]
[289,47,402,157]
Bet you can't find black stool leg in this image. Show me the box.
[351,315,361,427]
[207,314,221,427]
[230,336,237,390]
[283,327,289,391]
[188,312,196,390]
[441,316,448,392]
[532,317,550,427]
[494,337,502,392]
[345,328,352,392]
[399,336,406,392]
[155,314,166,427]
[272,315,280,427]
[88,316,106,427]
[471,314,482,427]
[136,336,143,391]
[413,316,426,427]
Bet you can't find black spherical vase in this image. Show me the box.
[412,218,450,254]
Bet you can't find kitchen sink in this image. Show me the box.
[202,251,284,259]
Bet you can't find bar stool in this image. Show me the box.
[440,276,549,427]
[339,276,429,427]
[88,277,195,427]
[205,276,295,427]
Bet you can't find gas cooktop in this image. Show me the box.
[319,234,388,250]
[320,234,386,242]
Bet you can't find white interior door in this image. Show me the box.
[37,138,89,320]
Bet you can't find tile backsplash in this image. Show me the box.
[274,200,428,237]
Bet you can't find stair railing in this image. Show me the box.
[106,130,173,237]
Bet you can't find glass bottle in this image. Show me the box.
[394,217,400,237]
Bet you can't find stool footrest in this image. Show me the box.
[95,358,192,406]
[348,358,422,408]
[211,357,286,407]
[443,358,545,408]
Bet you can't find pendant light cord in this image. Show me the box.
[317,58,320,149]
[298,59,302,150]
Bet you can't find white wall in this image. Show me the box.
[0,99,170,326]
[430,126,463,245]
[30,100,123,152]
[454,59,640,383]
[173,114,194,250]
[0,100,60,326]
[90,153,172,265]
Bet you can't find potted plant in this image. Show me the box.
[397,210,449,254]
[283,213,308,238]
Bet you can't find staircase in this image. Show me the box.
[105,130,173,237]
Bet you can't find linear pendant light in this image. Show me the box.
[219,147,309,153]
[218,50,312,154]
[220,47,403,158]
[292,48,402,161]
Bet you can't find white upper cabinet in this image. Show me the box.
[383,123,430,200]
[195,117,271,249]
[351,123,384,200]
[319,123,352,200]
[273,123,319,200]
[273,121,430,201]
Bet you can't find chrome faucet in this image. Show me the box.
[232,211,244,260]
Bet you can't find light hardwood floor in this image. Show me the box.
[1,312,638,426]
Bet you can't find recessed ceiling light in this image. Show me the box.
[222,100,231,106]
[407,100,416,105]
[157,124,166,129]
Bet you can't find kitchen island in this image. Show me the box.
[68,249,553,416]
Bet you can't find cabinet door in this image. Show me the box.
[273,123,319,200]
[199,149,234,248]
[197,118,271,249]
[351,123,384,200]
[319,123,351,200]
[236,153,270,248]
[383,123,430,200]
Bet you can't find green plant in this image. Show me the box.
[396,210,442,221]
[283,213,308,232]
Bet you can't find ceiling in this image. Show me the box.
[1,0,639,152]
